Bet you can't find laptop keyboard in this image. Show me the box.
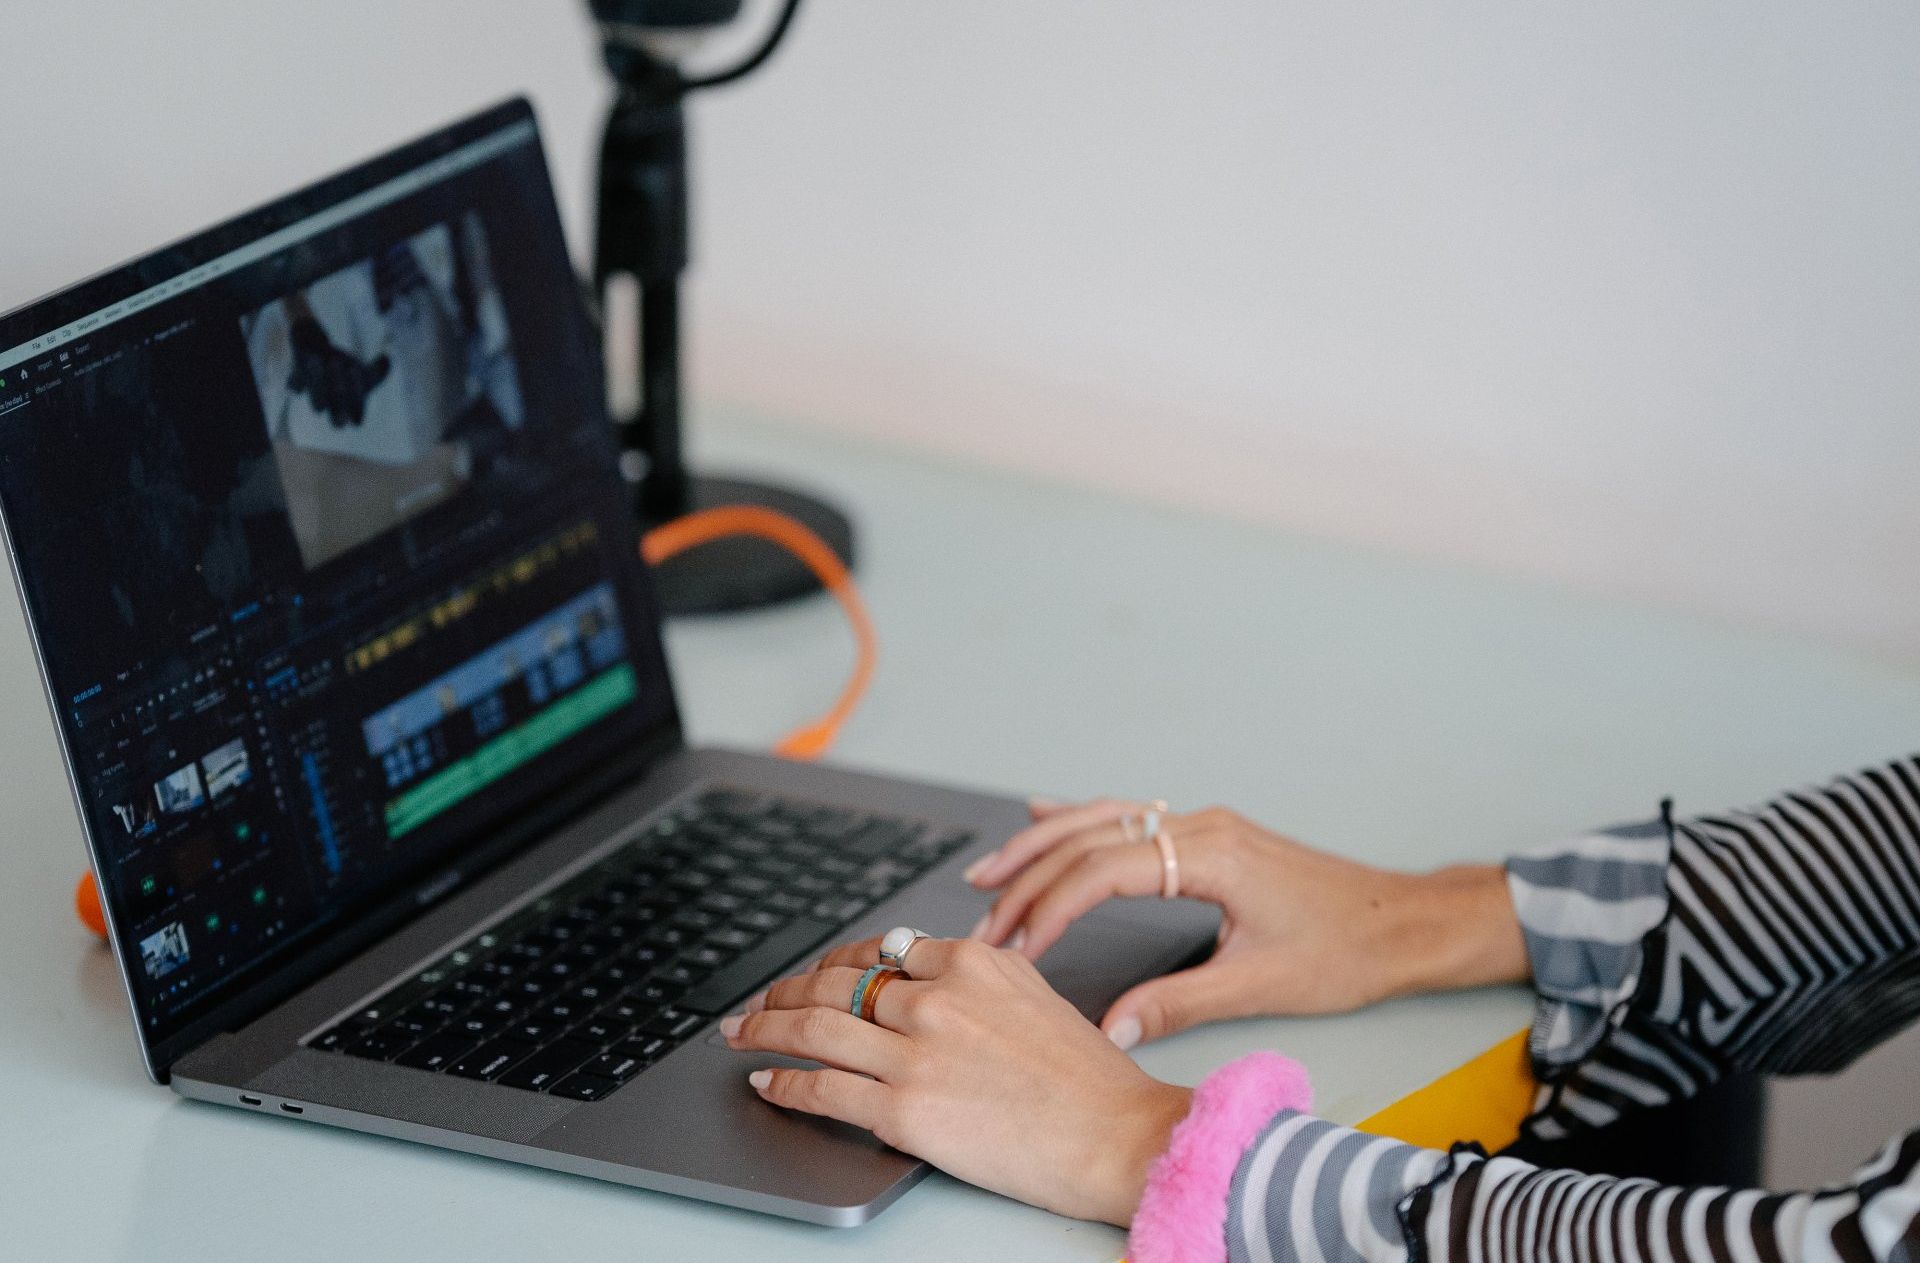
[306,787,973,1102]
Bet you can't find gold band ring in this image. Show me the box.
[1152,823,1180,900]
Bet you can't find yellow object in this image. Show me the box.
[1356,1027,1536,1151]
[1115,1031,1538,1261]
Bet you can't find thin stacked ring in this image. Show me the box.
[1142,799,1180,899]
[850,963,899,1022]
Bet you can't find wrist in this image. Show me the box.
[1094,1080,1193,1227]
[1385,865,1529,997]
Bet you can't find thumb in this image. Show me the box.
[1101,960,1252,1050]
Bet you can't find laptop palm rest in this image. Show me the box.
[534,903,1214,1222]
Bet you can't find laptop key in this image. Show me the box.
[452,1011,508,1041]
[809,897,870,923]
[612,1036,670,1064]
[446,1038,536,1081]
[575,1017,632,1046]
[681,916,837,1014]
[388,1010,442,1038]
[646,961,696,988]
[631,979,684,1008]
[536,996,598,1025]
[498,1039,598,1091]
[672,906,722,931]
[601,997,652,1025]
[707,926,758,952]
[838,821,922,859]
[347,1029,414,1061]
[416,994,468,1019]
[582,1051,647,1082]
[394,1032,479,1072]
[549,1073,621,1102]
[597,960,643,987]
[641,1008,706,1040]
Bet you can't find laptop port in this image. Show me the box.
[280,1102,304,1115]
[239,1095,262,1107]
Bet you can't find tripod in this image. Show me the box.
[592,0,856,615]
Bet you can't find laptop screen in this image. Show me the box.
[0,101,677,1070]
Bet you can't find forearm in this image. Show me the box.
[1380,864,1531,999]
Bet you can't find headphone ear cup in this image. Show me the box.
[76,872,107,939]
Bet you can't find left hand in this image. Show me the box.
[721,935,1194,1226]
[964,799,1526,1049]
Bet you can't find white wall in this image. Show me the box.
[6,2,1919,663]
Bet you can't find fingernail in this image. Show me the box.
[962,856,993,885]
[1008,928,1027,954]
[967,913,991,941]
[748,1070,772,1090]
[1029,796,1059,812]
[1107,1016,1142,1051]
[744,990,767,1014]
[719,1014,744,1040]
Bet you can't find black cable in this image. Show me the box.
[678,0,803,91]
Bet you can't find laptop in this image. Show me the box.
[0,98,1217,1226]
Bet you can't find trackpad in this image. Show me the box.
[1036,914,1206,1021]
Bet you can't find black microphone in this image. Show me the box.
[587,0,857,617]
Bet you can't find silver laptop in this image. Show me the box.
[0,99,1216,1225]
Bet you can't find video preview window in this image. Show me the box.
[239,211,526,569]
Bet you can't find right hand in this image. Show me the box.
[964,799,1528,1048]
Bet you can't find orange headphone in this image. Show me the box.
[74,507,874,939]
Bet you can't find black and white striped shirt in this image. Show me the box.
[1222,755,1920,1262]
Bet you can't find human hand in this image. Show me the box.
[723,935,1194,1226]
[965,800,1528,1047]
[287,313,390,427]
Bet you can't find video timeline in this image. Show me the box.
[362,583,631,839]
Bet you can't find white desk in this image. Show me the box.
[3,409,1916,1260]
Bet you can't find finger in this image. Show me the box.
[973,822,1132,946]
[1026,796,1067,821]
[963,798,1140,889]
[1102,959,1259,1049]
[723,1005,911,1079]
[759,966,870,1015]
[811,936,884,975]
[861,974,929,1032]
[749,1066,891,1133]
[1008,844,1165,959]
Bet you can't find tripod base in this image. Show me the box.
[645,474,856,616]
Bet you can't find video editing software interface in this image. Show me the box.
[0,112,673,1053]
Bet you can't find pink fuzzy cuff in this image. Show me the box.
[1128,1052,1313,1263]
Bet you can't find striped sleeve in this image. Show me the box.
[1221,1113,1920,1261]
[1510,754,1920,1141]
[1212,754,1920,1261]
